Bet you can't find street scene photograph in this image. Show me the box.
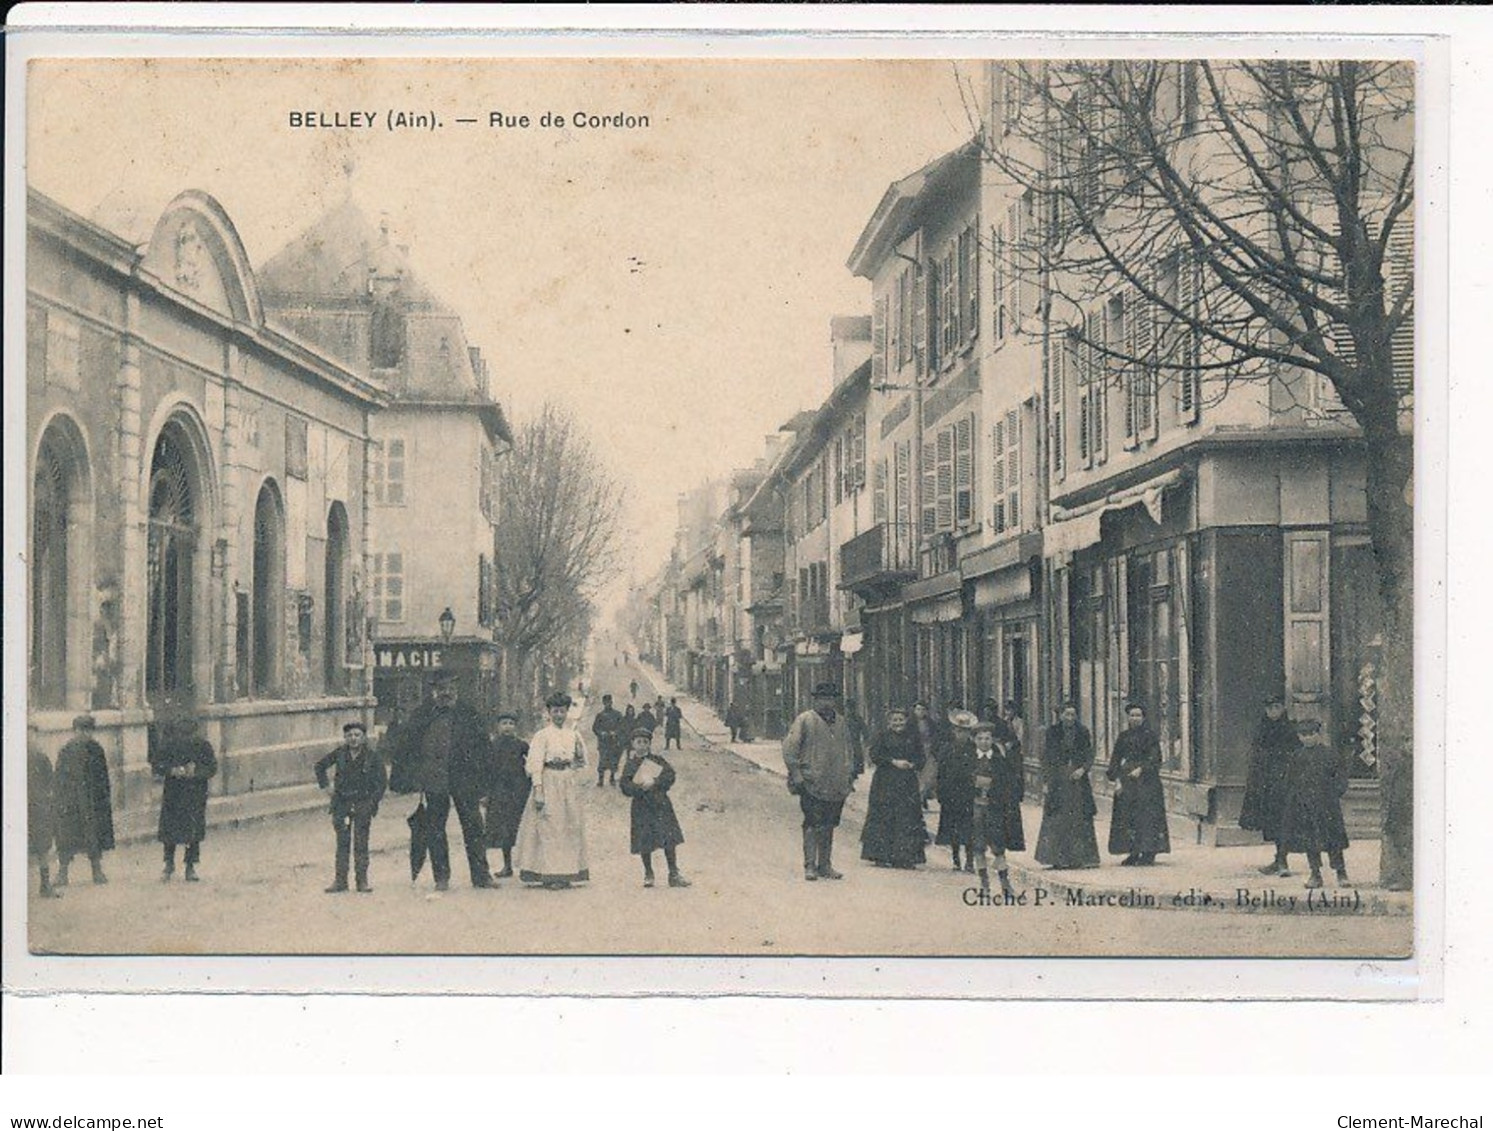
[16,54,1416,961]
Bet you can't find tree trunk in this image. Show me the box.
[1363,425,1414,891]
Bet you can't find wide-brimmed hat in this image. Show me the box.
[811,682,841,699]
[948,708,980,730]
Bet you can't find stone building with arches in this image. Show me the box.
[25,188,386,837]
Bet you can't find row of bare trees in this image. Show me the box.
[964,59,1414,887]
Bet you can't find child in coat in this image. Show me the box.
[618,728,689,889]
[1276,718,1352,889]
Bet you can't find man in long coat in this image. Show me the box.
[54,714,115,886]
[149,713,219,882]
[591,694,625,787]
[1106,703,1171,865]
[388,670,497,890]
[782,682,862,881]
[1239,694,1299,875]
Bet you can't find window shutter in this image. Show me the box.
[1179,251,1202,422]
[1091,309,1108,462]
[1387,215,1414,399]
[920,439,938,537]
[1007,408,1022,531]
[992,224,1006,341]
[1123,292,1137,446]
[926,259,940,372]
[907,261,919,376]
[943,247,958,359]
[935,427,955,531]
[991,418,1007,534]
[954,414,974,527]
[1051,334,1067,479]
[965,223,979,341]
[873,459,888,524]
[1007,201,1022,331]
[833,436,844,505]
[895,440,912,562]
[872,295,888,387]
[889,275,901,371]
[1135,274,1157,438]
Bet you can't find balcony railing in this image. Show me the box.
[839,522,918,592]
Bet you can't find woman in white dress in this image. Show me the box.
[514,691,590,888]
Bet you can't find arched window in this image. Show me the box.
[147,421,201,703]
[252,481,286,696]
[31,419,91,708]
[324,502,349,693]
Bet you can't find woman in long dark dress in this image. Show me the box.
[860,706,927,868]
[485,712,532,878]
[1239,695,1299,875]
[149,714,219,882]
[1106,703,1171,866]
[935,710,978,871]
[1034,703,1100,869]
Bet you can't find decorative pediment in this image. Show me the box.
[142,191,263,326]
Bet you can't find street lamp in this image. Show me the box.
[438,606,456,646]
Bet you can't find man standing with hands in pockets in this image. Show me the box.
[783,682,861,882]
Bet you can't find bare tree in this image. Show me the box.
[972,59,1414,887]
[496,403,627,707]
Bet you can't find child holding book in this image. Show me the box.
[619,727,690,889]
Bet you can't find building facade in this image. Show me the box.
[27,188,384,836]
[257,201,512,724]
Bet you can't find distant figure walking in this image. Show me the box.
[664,699,684,750]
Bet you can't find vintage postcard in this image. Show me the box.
[5,22,1440,996]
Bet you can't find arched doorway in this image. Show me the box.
[324,501,349,693]
[147,419,204,704]
[252,480,286,696]
[32,417,92,708]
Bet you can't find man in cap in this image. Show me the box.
[591,693,625,787]
[314,721,387,893]
[54,714,115,886]
[386,670,497,890]
[782,682,863,881]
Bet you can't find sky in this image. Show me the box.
[26,57,976,617]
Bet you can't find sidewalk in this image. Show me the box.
[637,663,1411,918]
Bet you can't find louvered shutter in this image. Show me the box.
[855,412,867,487]
[1135,274,1157,438]
[872,295,888,386]
[1091,309,1108,462]
[1178,251,1202,422]
[896,440,912,564]
[926,260,940,372]
[992,417,1006,533]
[1387,215,1414,399]
[965,223,980,341]
[874,459,888,524]
[1007,201,1022,331]
[944,247,958,359]
[936,427,955,531]
[1007,408,1022,531]
[920,439,938,537]
[992,224,1005,340]
[913,260,927,375]
[1051,334,1067,478]
[889,274,901,371]
[954,414,974,527]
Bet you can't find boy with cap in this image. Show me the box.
[969,719,1025,898]
[314,721,387,893]
[54,714,115,886]
[1276,718,1352,889]
[485,711,531,878]
[619,726,689,888]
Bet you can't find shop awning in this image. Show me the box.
[1046,469,1185,556]
[972,565,1032,610]
[909,593,963,625]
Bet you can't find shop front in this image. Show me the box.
[372,636,500,728]
[962,532,1045,770]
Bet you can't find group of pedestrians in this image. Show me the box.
[29,709,219,896]
[781,687,1176,897]
[590,693,684,787]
